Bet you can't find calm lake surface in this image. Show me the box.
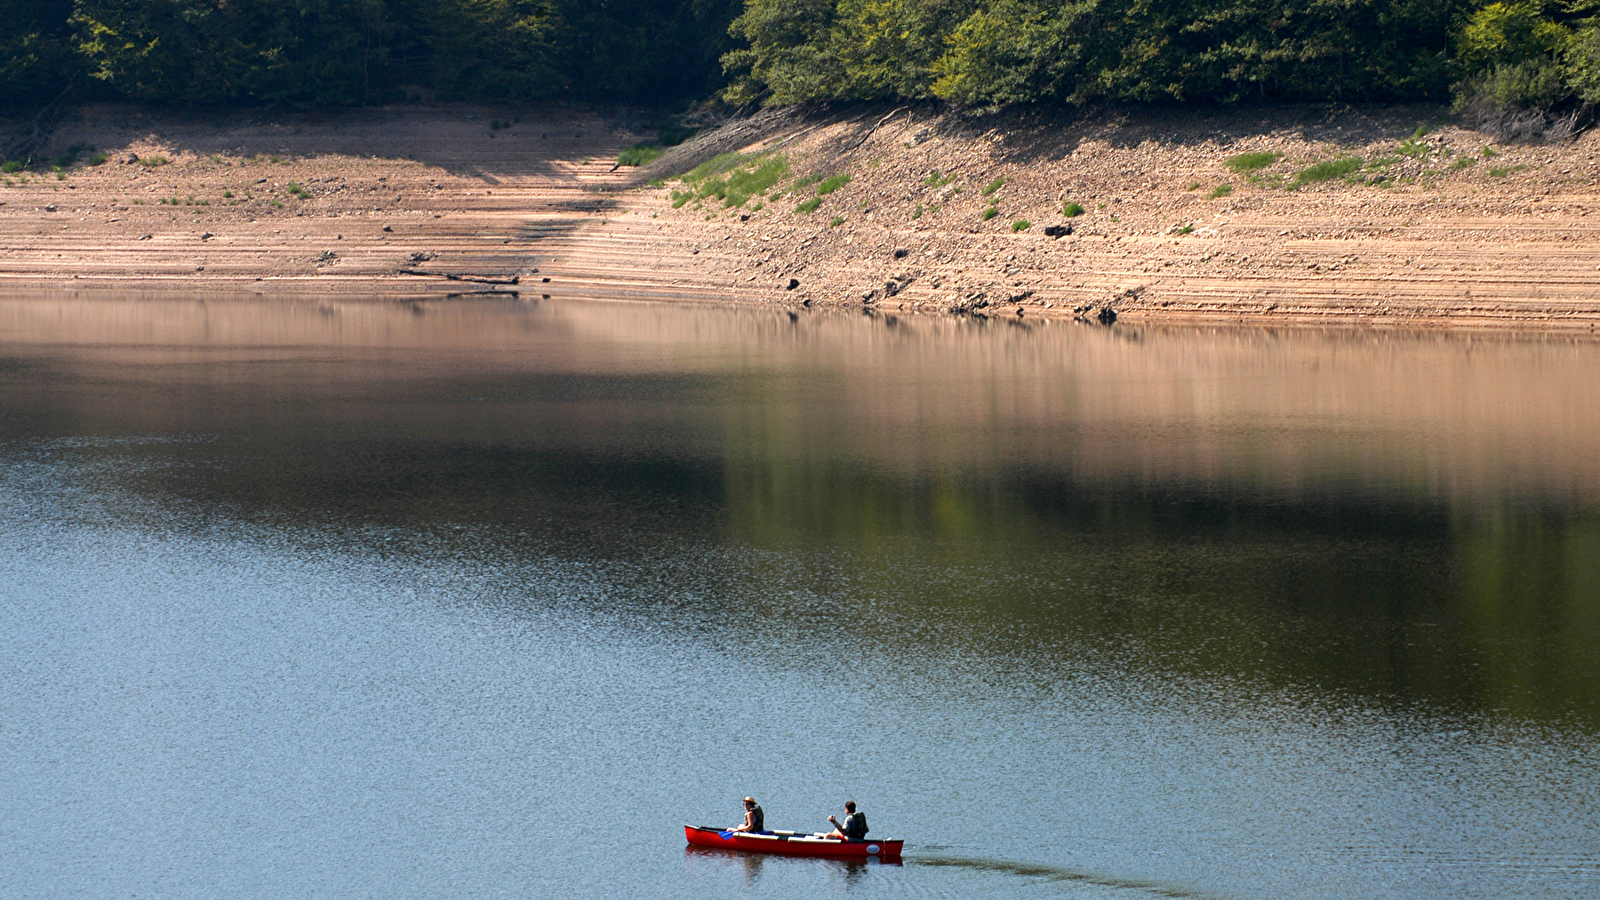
[1,295,1596,900]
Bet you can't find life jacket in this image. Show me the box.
[750,804,764,832]
[845,812,868,839]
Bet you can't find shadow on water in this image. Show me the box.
[912,855,1239,900]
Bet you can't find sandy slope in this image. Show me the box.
[4,102,1600,330]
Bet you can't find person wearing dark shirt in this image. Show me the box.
[826,800,868,840]
[732,796,764,833]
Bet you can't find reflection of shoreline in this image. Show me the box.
[3,295,1598,507]
[913,855,1236,900]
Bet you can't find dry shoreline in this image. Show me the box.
[4,102,1600,331]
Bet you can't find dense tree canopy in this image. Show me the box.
[725,0,1460,106]
[2,0,1598,122]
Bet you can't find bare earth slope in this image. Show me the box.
[4,102,1600,329]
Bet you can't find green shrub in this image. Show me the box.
[89,153,107,166]
[618,143,665,167]
[1011,219,1030,232]
[1208,184,1233,199]
[923,172,952,188]
[1062,201,1084,217]
[138,156,170,168]
[1,161,22,173]
[1292,157,1363,187]
[982,176,1007,196]
[828,216,845,227]
[981,205,998,220]
[817,173,852,195]
[1175,223,1194,234]
[1454,59,1567,113]
[1225,152,1279,173]
[1185,181,1201,190]
[912,205,924,219]
[678,152,792,208]
[795,196,821,214]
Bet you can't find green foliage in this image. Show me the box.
[828,215,845,227]
[0,0,81,105]
[923,171,952,187]
[137,155,169,167]
[1208,184,1232,198]
[1062,201,1083,217]
[795,196,822,213]
[0,0,741,106]
[1455,2,1567,73]
[932,0,1097,107]
[1292,157,1363,187]
[1010,218,1029,231]
[1456,57,1568,111]
[618,143,666,167]
[1225,151,1279,174]
[816,173,851,194]
[726,0,1457,106]
[678,152,792,208]
[981,175,1006,195]
[1175,223,1194,234]
[981,205,997,220]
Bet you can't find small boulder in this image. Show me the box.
[785,278,800,290]
[1044,224,1073,238]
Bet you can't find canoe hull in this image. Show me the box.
[684,825,903,861]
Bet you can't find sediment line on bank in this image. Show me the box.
[3,102,1600,330]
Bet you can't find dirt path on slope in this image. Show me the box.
[5,102,1600,331]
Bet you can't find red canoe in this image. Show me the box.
[684,825,903,861]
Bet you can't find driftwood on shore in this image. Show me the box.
[398,269,521,285]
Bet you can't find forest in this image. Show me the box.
[3,0,1600,123]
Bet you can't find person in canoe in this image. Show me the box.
[826,800,868,840]
[731,796,765,833]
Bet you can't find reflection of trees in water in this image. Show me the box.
[720,456,1600,729]
[4,297,1596,728]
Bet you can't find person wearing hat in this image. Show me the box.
[731,797,765,833]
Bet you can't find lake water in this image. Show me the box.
[1,295,1596,900]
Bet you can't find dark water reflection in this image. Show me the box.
[1,295,1596,899]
